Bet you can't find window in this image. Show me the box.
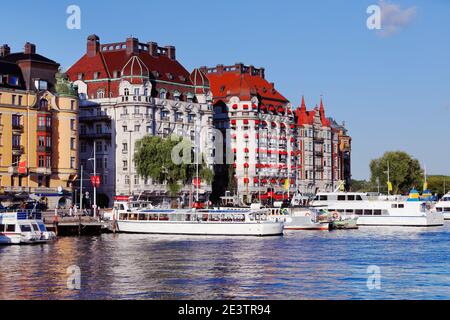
[80,141,87,153]
[96,124,102,134]
[104,158,107,169]
[124,88,130,96]
[96,89,105,99]
[70,119,75,130]
[122,143,128,152]
[134,125,140,132]
[125,175,130,185]
[39,99,48,110]
[71,138,76,150]
[9,76,18,86]
[18,96,22,106]
[12,134,21,147]
[337,195,345,201]
[363,210,373,216]
[46,156,51,168]
[319,195,328,201]
[70,157,75,169]
[38,116,45,127]
[38,155,45,167]
[134,175,139,185]
[159,89,166,99]
[134,106,140,115]
[78,73,84,80]
[123,160,128,171]
[12,114,20,127]
[71,100,75,110]
[94,72,100,80]
[347,195,355,201]
[134,88,140,96]
[6,224,16,232]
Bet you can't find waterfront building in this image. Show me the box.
[200,63,296,203]
[0,42,79,207]
[66,35,214,207]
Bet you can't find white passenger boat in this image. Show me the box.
[113,200,283,236]
[311,192,444,227]
[435,192,450,220]
[0,211,56,244]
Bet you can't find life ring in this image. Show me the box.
[305,212,311,217]
[280,208,288,215]
[332,212,340,220]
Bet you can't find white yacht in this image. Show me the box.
[112,200,283,236]
[435,192,450,220]
[0,211,56,244]
[311,192,444,227]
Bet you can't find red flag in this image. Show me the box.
[18,161,27,174]
[91,175,101,187]
[193,177,201,187]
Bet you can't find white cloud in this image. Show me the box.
[377,0,417,37]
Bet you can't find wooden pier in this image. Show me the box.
[42,213,107,236]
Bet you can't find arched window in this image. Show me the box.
[159,89,166,99]
[39,99,48,110]
[124,88,130,96]
[96,89,105,99]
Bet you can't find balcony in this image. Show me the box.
[12,124,24,132]
[12,145,24,154]
[37,125,52,133]
[8,166,27,175]
[37,146,52,153]
[34,167,52,175]
[4,186,31,193]
[79,131,112,140]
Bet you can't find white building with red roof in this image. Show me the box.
[66,35,214,206]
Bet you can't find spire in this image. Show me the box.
[320,95,324,113]
[300,95,306,111]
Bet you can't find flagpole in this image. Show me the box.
[387,161,390,195]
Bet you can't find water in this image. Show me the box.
[1,223,450,300]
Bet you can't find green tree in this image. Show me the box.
[134,135,214,197]
[369,151,423,194]
[350,179,377,192]
[427,175,450,197]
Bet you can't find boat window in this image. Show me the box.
[319,195,328,201]
[38,223,46,232]
[138,213,147,221]
[347,195,355,201]
[398,204,404,208]
[314,196,319,201]
[391,204,398,208]
[159,214,169,221]
[374,210,382,215]
[0,224,4,232]
[355,209,363,215]
[128,214,137,221]
[32,224,40,231]
[6,225,15,232]
[337,209,345,213]
[363,210,373,215]
[337,195,346,201]
[443,197,450,201]
[20,224,32,232]
[437,208,443,212]
[356,195,363,201]
[119,213,127,220]
[445,207,450,211]
[119,204,125,211]
[345,209,353,213]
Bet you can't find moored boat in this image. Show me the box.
[0,211,56,245]
[113,200,283,236]
[435,192,450,220]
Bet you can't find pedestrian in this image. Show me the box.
[69,206,73,217]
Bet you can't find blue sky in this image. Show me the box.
[1,0,449,179]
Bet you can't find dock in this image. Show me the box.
[42,212,107,236]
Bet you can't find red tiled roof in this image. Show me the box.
[206,71,289,107]
[296,96,330,127]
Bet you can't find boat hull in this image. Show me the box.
[356,211,444,227]
[117,220,284,236]
[443,212,450,220]
[284,216,329,230]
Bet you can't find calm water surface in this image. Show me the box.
[1,222,449,300]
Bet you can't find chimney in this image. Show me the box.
[216,64,224,74]
[248,65,255,76]
[148,42,158,56]
[24,42,36,54]
[126,37,139,55]
[87,34,100,57]
[165,46,176,60]
[259,67,265,79]
[234,62,244,73]
[0,44,10,57]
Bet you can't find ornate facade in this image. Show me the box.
[67,36,214,207]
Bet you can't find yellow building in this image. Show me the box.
[0,42,78,207]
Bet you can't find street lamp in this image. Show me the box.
[88,140,97,218]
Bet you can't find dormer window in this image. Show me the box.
[113,70,121,78]
[77,73,84,81]
[94,72,101,80]
[124,88,130,96]
[39,99,49,110]
[159,89,167,99]
[96,89,105,99]
[34,79,47,91]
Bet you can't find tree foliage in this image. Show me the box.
[427,175,450,197]
[369,151,423,194]
[134,135,214,197]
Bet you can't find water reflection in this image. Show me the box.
[0,223,449,300]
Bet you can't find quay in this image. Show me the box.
[42,212,107,236]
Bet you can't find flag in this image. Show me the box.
[193,177,201,188]
[423,182,428,191]
[339,180,345,192]
[387,181,393,192]
[283,179,290,191]
[18,161,27,174]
